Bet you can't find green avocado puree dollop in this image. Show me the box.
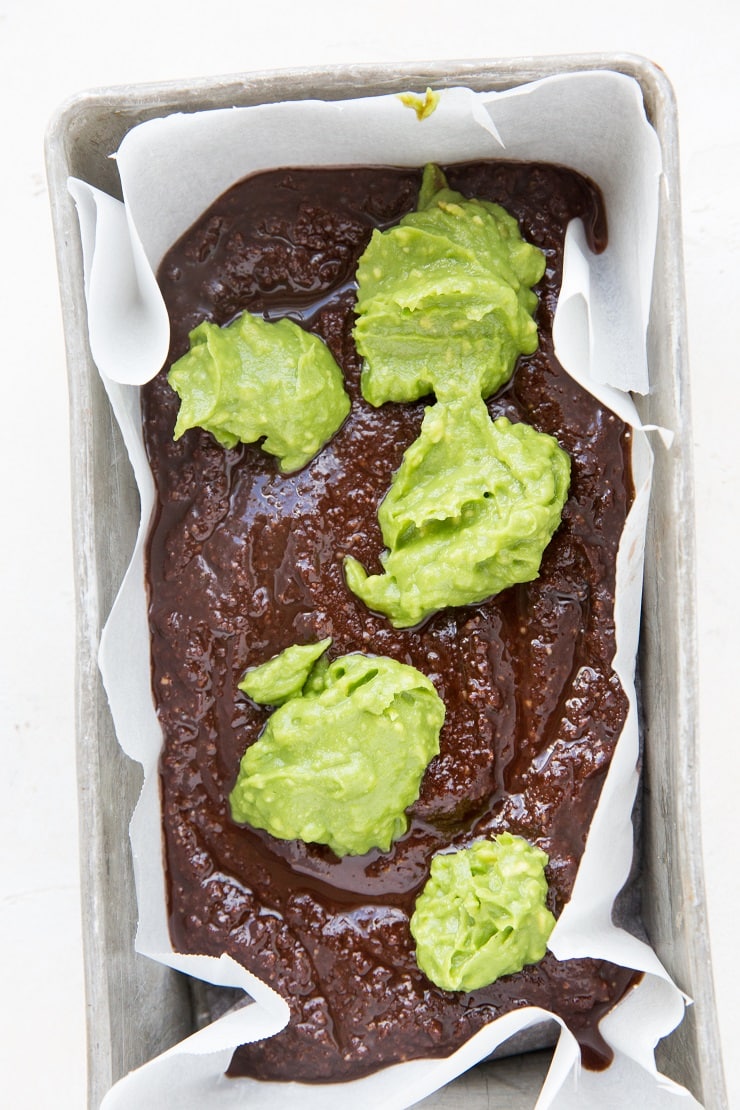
[410,834,556,991]
[168,311,350,472]
[397,88,440,121]
[344,395,571,628]
[229,642,444,857]
[238,637,333,706]
[353,164,546,406]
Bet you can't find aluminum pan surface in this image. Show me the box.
[44,53,725,1110]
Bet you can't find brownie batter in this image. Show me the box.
[144,163,637,1083]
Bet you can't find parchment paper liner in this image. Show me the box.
[70,74,700,1107]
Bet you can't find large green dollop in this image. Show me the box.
[229,644,444,857]
[353,165,546,406]
[410,834,556,992]
[344,395,571,628]
[168,311,350,472]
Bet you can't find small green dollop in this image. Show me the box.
[168,311,350,472]
[238,637,333,706]
[353,165,546,406]
[410,834,556,992]
[229,650,444,857]
[344,395,571,628]
[397,88,441,121]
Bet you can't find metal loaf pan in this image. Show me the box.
[45,53,726,1109]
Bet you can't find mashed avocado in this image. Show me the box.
[353,165,546,406]
[238,637,333,706]
[168,311,350,472]
[397,87,440,121]
[344,395,571,628]
[410,834,556,991]
[229,643,444,857]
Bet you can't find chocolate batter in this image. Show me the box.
[144,163,637,1083]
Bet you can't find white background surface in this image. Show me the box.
[1,1,737,1107]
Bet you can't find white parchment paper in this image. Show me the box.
[70,73,701,1108]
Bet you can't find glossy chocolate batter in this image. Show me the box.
[144,163,637,1083]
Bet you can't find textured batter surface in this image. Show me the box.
[144,162,637,1082]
